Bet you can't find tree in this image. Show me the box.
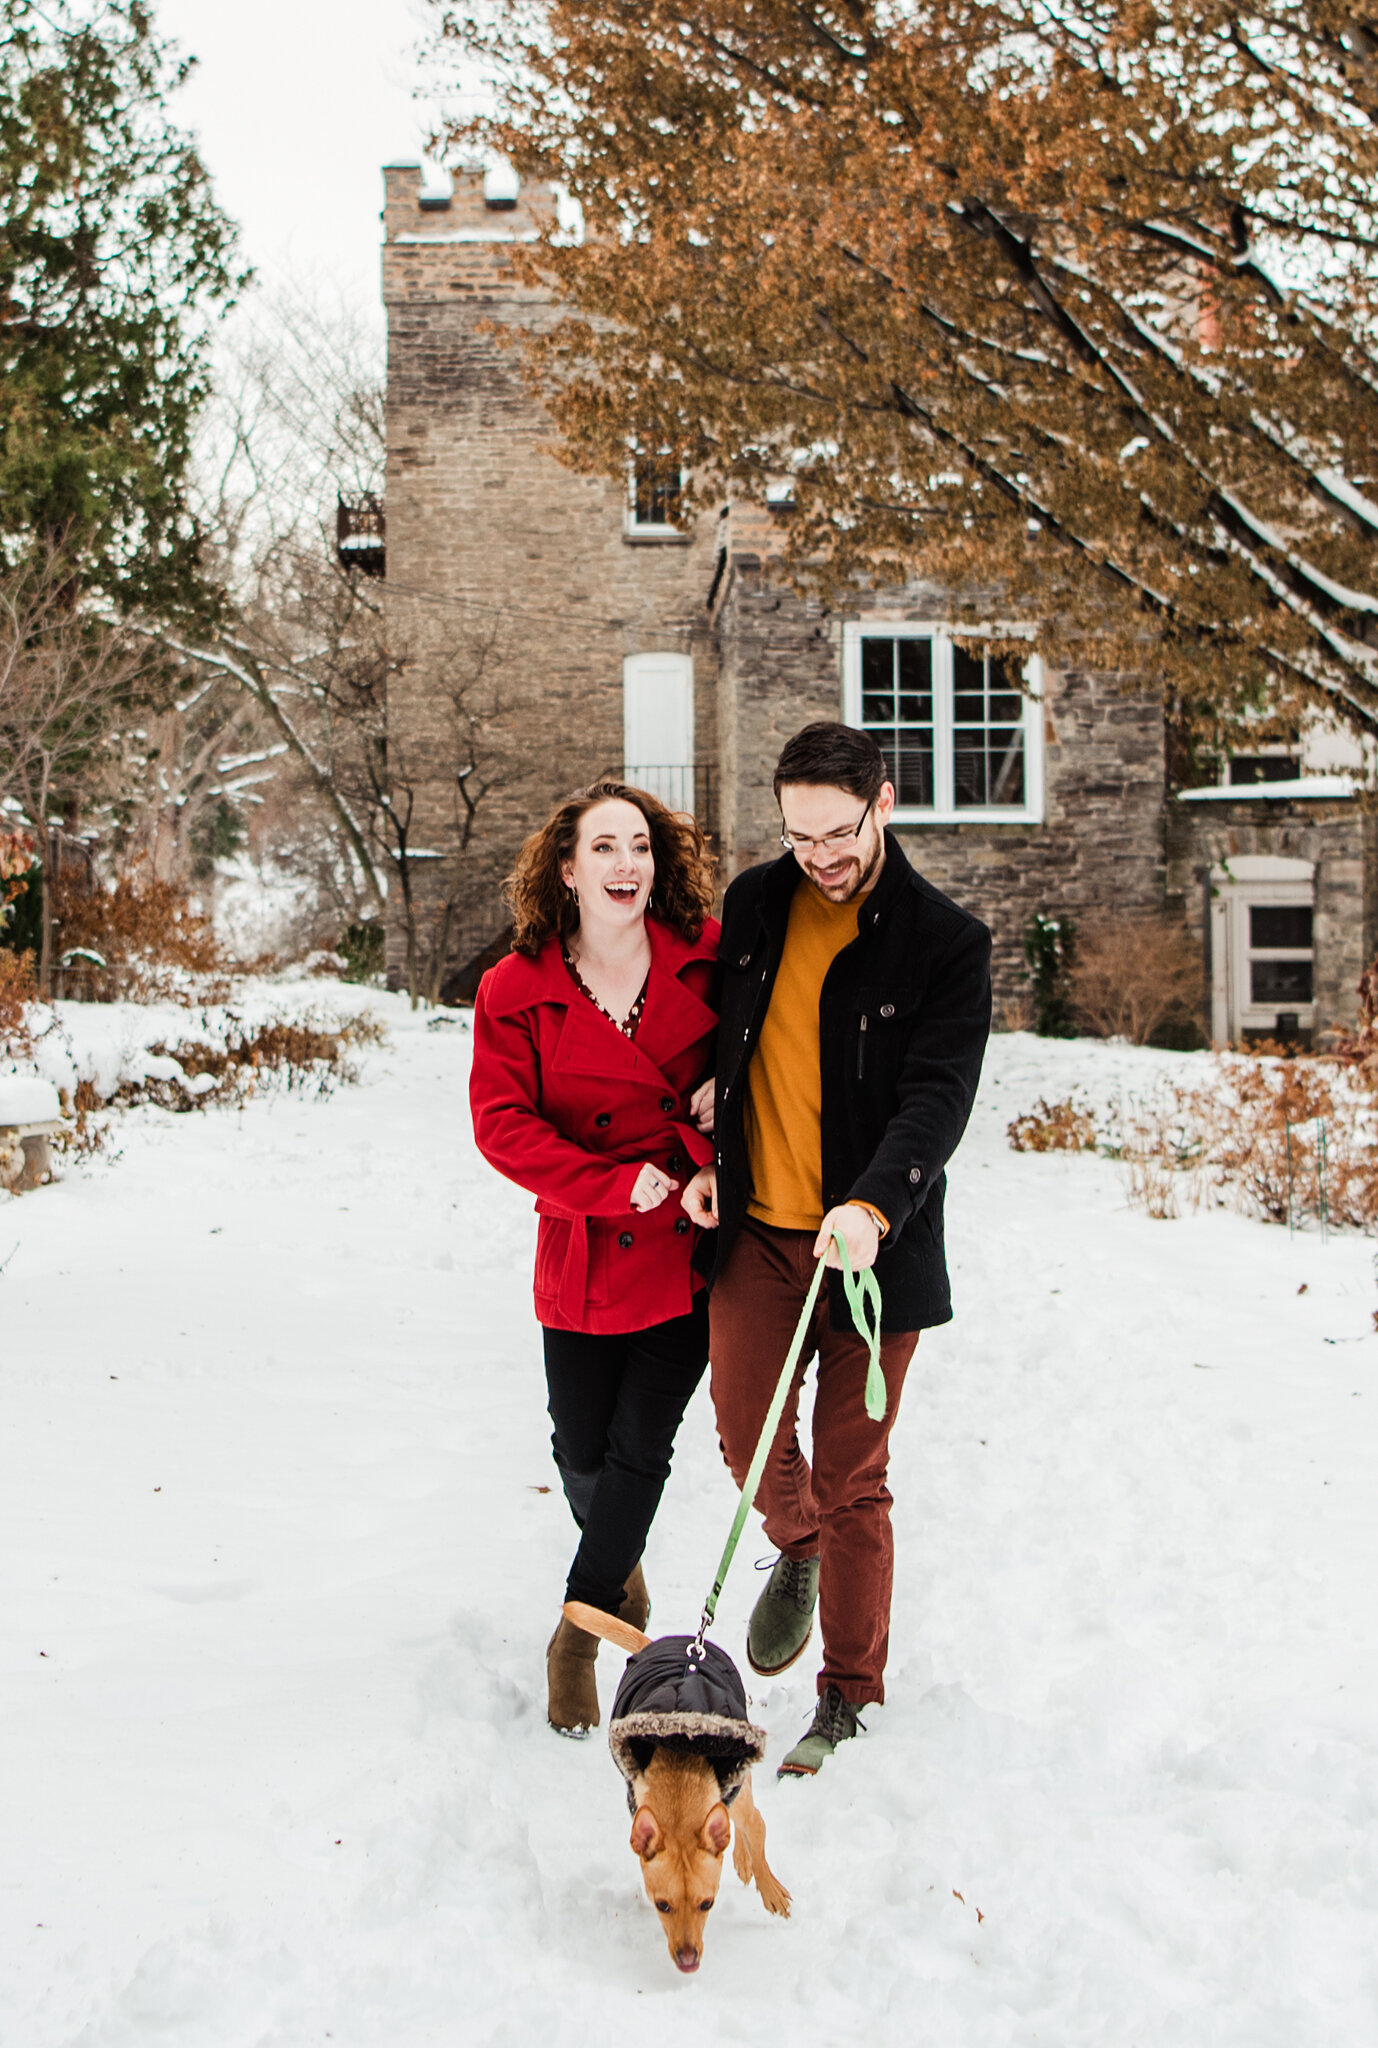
[0,554,161,989]
[433,0,1378,762]
[1,0,243,617]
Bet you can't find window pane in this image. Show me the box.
[1250,905,1312,949]
[1251,959,1313,1003]
[633,459,681,525]
[989,729,1026,806]
[892,735,934,808]
[862,637,894,705]
[897,638,932,696]
[954,727,1025,807]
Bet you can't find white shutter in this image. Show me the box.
[623,653,694,809]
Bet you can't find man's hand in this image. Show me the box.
[814,1202,880,1271]
[689,1076,715,1135]
[681,1164,719,1227]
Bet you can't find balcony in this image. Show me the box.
[336,496,385,579]
[624,763,713,832]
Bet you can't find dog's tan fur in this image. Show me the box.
[564,1599,791,1972]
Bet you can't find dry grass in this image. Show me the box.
[1070,916,1205,1046]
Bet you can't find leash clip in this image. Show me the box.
[687,1608,712,1665]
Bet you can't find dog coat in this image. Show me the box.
[608,1634,768,1811]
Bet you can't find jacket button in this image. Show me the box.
[660,1095,675,1114]
[909,1167,922,1184]
[667,1153,684,1174]
[880,1003,895,1019]
[738,953,751,968]
[618,1231,634,1248]
[595,1112,611,1128]
[674,1216,690,1235]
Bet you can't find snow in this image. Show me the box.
[3,1012,1377,2045]
[1176,774,1358,801]
[0,1073,60,1125]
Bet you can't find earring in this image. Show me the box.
[567,883,578,905]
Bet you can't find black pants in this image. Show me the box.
[542,1294,709,1613]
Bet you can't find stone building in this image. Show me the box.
[378,161,1376,1038]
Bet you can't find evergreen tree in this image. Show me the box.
[1,0,243,618]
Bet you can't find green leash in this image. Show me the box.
[690,1227,884,1660]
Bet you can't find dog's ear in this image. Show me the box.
[700,1803,731,1857]
[630,1806,663,1859]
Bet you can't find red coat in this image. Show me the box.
[469,917,720,1334]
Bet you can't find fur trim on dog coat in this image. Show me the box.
[608,1635,768,1811]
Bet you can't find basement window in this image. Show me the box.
[842,623,1044,824]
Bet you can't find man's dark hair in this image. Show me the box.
[773,722,888,805]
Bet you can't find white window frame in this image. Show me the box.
[624,454,689,541]
[841,621,1045,825]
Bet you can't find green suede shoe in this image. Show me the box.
[746,1553,819,1676]
[777,1684,864,1778]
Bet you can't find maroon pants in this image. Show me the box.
[709,1219,919,1705]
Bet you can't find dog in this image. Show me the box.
[564,1600,791,1972]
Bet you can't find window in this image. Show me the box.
[626,455,686,538]
[842,623,1043,823]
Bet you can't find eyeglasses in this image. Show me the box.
[780,799,874,854]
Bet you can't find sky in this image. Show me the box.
[154,0,451,326]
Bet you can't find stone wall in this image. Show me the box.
[1166,797,1377,1033]
[712,553,1167,1012]
[381,164,719,994]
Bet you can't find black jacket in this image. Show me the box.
[703,831,992,1332]
[608,1635,767,1807]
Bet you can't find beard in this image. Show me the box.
[802,824,886,903]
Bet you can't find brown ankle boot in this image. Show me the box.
[617,1561,651,1633]
[546,1615,600,1735]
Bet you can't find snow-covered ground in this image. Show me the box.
[3,1007,1376,2046]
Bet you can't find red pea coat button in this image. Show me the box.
[618,1231,634,1248]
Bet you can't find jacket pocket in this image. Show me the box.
[852,985,923,1082]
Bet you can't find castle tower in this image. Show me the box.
[380,162,719,998]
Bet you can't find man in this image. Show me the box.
[683,721,991,1776]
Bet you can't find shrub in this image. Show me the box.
[1023,912,1078,1037]
[0,946,36,1058]
[1070,917,1206,1047]
[51,865,224,1000]
[1007,1096,1098,1152]
[128,1010,387,1112]
[339,918,385,984]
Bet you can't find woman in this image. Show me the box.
[469,779,718,1735]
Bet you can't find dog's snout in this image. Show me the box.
[674,1947,701,1973]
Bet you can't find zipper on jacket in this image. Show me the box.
[857,1012,868,1080]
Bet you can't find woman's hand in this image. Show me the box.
[630,1163,679,1212]
[681,1165,719,1228]
[689,1076,716,1136]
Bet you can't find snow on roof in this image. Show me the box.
[390,230,540,246]
[1176,775,1358,802]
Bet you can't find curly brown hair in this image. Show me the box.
[505,780,716,956]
